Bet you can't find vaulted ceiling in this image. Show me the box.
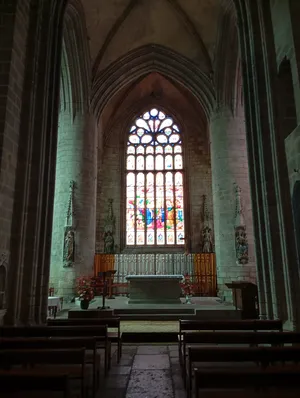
[81,0,223,78]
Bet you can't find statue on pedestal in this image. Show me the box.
[63,228,75,266]
[63,180,76,267]
[202,226,213,253]
[104,231,114,254]
[103,198,115,254]
[234,185,249,264]
[201,195,214,253]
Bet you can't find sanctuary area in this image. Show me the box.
[2,1,300,397]
[1,0,300,334]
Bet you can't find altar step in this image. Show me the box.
[113,308,241,321]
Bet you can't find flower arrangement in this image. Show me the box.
[180,273,194,297]
[76,275,95,302]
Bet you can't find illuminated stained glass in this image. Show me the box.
[126,109,185,246]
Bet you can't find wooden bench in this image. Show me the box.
[194,367,300,398]
[0,325,111,376]
[187,345,300,398]
[0,371,71,398]
[178,319,283,366]
[48,317,122,362]
[0,337,99,397]
[180,331,300,383]
[0,348,86,398]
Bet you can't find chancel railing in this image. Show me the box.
[94,253,216,297]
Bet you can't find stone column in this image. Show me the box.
[50,110,97,299]
[210,106,256,300]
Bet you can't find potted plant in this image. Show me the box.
[180,273,194,304]
[76,275,95,309]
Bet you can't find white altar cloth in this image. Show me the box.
[48,296,61,311]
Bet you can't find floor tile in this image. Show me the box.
[133,354,170,369]
[137,345,168,355]
[127,369,173,397]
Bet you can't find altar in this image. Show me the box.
[126,274,183,305]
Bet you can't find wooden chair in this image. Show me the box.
[178,319,283,366]
[194,367,300,398]
[0,337,99,398]
[180,331,300,383]
[0,325,111,376]
[0,371,71,398]
[48,317,123,362]
[0,348,86,398]
[187,345,300,398]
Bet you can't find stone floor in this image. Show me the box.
[98,344,185,398]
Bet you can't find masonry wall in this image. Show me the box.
[96,115,213,254]
[0,0,31,309]
[271,2,300,189]
[210,106,256,299]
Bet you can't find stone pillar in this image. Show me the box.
[210,106,256,300]
[50,110,97,299]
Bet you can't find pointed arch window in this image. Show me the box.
[125,108,185,246]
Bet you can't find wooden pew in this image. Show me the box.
[178,319,283,365]
[0,337,98,397]
[0,348,86,398]
[187,345,300,398]
[194,367,300,398]
[0,325,111,375]
[48,317,122,362]
[0,371,71,398]
[180,331,300,383]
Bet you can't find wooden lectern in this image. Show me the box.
[97,270,116,309]
[226,281,258,319]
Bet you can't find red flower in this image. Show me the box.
[76,276,95,301]
[180,273,194,296]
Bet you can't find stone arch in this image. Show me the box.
[214,5,239,113]
[63,0,91,115]
[50,0,93,298]
[91,44,216,122]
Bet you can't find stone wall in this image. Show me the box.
[210,106,256,299]
[50,111,98,297]
[0,0,31,305]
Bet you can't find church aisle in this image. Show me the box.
[98,344,185,398]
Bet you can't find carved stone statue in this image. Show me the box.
[104,231,114,254]
[234,184,249,264]
[235,226,248,264]
[202,226,213,253]
[63,228,75,266]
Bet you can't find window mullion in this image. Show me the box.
[173,170,176,245]
[163,171,166,245]
[154,171,157,245]
[144,169,146,246]
[134,170,137,246]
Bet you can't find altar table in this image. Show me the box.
[48,296,62,318]
[126,274,183,304]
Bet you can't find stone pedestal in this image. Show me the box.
[126,275,183,305]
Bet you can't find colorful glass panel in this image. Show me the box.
[127,155,135,170]
[175,154,183,169]
[146,155,154,170]
[125,109,185,246]
[127,146,135,154]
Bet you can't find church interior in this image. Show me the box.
[1,0,300,397]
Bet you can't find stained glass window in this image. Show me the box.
[125,108,185,246]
